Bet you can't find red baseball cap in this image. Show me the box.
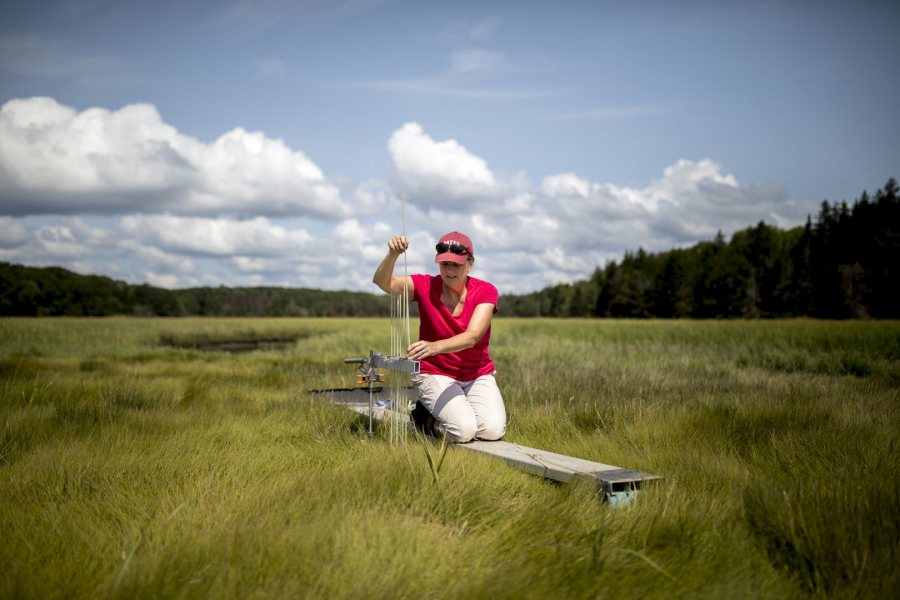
[434,231,474,264]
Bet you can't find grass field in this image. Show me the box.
[1,317,898,599]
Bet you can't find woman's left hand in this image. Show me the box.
[407,340,439,360]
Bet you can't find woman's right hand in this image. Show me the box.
[388,235,409,255]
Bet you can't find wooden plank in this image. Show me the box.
[458,441,658,490]
[311,387,408,408]
[312,388,660,501]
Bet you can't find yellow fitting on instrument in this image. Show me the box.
[356,372,384,385]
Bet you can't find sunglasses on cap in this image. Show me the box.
[435,242,470,256]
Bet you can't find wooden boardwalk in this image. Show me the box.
[312,387,660,504]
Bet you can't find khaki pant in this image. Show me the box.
[413,373,506,443]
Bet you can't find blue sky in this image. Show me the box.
[1,0,898,293]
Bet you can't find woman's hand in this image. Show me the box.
[373,235,413,296]
[407,339,439,360]
[388,235,409,256]
[405,304,494,359]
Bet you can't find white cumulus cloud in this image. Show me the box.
[119,215,316,257]
[0,97,347,219]
[388,122,502,207]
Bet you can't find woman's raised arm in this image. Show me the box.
[372,235,415,298]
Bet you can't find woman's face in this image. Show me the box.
[439,260,471,287]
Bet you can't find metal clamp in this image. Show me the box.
[343,351,420,438]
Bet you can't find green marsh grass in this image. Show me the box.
[1,317,898,598]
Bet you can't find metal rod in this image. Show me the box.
[371,352,420,374]
[368,351,375,438]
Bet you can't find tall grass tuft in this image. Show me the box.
[743,431,900,596]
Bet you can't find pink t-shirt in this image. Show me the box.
[411,274,499,381]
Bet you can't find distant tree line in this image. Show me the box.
[502,178,899,319]
[2,178,897,319]
[0,265,393,317]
